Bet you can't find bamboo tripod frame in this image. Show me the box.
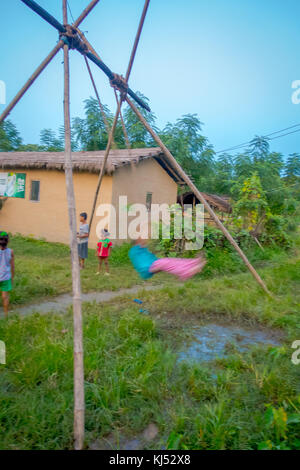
[0,0,271,451]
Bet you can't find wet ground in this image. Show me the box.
[6,285,160,317]
[178,322,282,363]
[89,423,159,450]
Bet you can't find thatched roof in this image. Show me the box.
[0,148,184,183]
[178,191,232,213]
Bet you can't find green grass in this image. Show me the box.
[8,235,175,306]
[7,232,295,307]
[0,234,299,449]
[0,303,299,450]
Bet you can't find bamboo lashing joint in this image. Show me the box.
[110,73,129,101]
[59,25,89,53]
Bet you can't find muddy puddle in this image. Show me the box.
[178,323,282,363]
[89,423,159,450]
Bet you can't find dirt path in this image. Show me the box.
[10,285,160,317]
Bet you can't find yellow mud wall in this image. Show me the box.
[0,169,113,248]
[111,158,178,241]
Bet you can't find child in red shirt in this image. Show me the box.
[96,229,112,275]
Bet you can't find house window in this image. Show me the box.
[146,192,152,212]
[30,181,40,202]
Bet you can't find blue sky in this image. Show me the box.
[1,0,300,155]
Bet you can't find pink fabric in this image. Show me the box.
[149,258,202,281]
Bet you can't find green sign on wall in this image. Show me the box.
[0,172,26,198]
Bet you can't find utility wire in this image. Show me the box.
[265,181,300,193]
[268,128,300,141]
[266,123,300,137]
[216,123,300,155]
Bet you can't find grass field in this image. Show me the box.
[0,233,299,449]
[8,235,176,307]
[6,233,294,307]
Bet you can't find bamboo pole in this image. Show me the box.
[73,0,100,28]
[83,55,115,146]
[125,0,151,82]
[79,32,131,150]
[21,0,100,32]
[81,32,124,231]
[21,0,66,33]
[63,0,85,450]
[83,50,150,111]
[74,32,112,136]
[76,27,101,59]
[89,98,123,232]
[253,236,264,251]
[0,0,100,123]
[125,97,271,295]
[0,42,62,122]
[88,0,151,231]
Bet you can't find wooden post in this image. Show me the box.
[63,0,85,450]
[126,96,271,295]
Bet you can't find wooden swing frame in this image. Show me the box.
[0,0,271,450]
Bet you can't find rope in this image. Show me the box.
[67,0,75,24]
[84,54,115,146]
[109,73,128,102]
[75,26,100,57]
[114,89,131,151]
[88,0,151,233]
[59,25,88,53]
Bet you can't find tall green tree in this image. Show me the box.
[285,153,300,181]
[0,120,22,151]
[233,173,269,231]
[249,136,270,162]
[160,113,214,191]
[212,153,234,195]
[122,92,157,148]
[39,128,64,152]
[72,97,115,151]
[231,140,286,213]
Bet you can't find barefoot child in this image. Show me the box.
[77,212,89,269]
[129,238,206,281]
[96,229,112,276]
[0,232,14,318]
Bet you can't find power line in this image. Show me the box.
[265,181,300,193]
[266,123,300,137]
[219,124,300,154]
[215,123,300,155]
[268,128,300,141]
